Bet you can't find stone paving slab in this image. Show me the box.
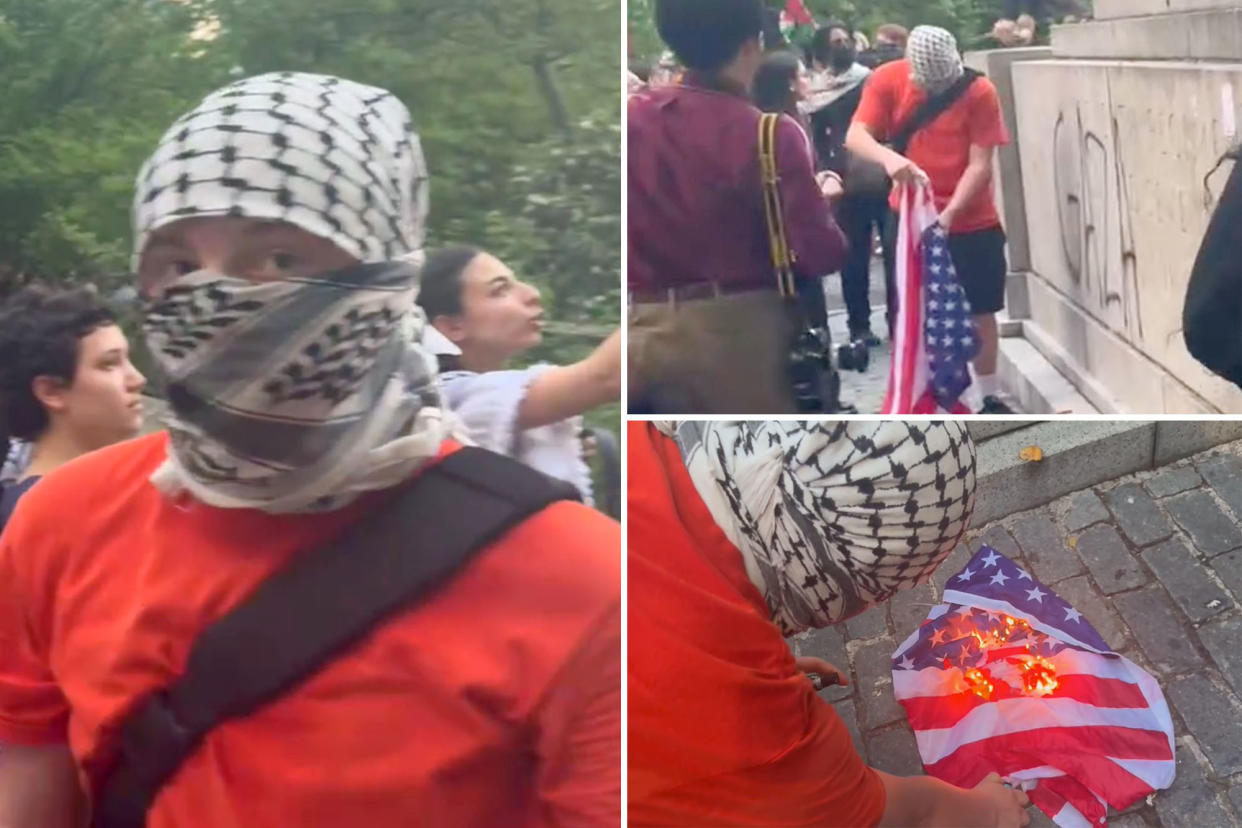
[1198,454,1242,521]
[1065,489,1110,531]
[1164,490,1242,557]
[1165,674,1242,778]
[1106,483,1175,547]
[1146,465,1204,498]
[1142,537,1232,624]
[787,440,1242,828]
[1074,523,1149,594]
[1154,740,1237,828]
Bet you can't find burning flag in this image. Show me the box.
[882,183,982,414]
[891,546,1175,827]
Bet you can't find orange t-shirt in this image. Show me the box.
[853,59,1009,233]
[0,434,620,826]
[627,423,886,827]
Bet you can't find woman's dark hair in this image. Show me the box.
[654,0,765,74]
[416,245,483,372]
[0,285,116,463]
[810,21,854,66]
[752,49,802,116]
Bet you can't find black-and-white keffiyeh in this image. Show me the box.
[134,72,458,513]
[656,421,976,635]
[800,63,871,115]
[907,25,965,95]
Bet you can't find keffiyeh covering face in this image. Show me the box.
[907,25,964,95]
[657,421,976,635]
[134,72,457,513]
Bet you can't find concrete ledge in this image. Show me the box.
[998,334,1100,414]
[974,421,1156,526]
[1052,9,1242,61]
[1005,271,1031,320]
[1094,0,1242,20]
[969,422,1037,441]
[1155,421,1242,465]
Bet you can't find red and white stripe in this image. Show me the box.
[893,627,1175,826]
[880,183,974,415]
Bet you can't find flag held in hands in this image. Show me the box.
[891,546,1175,828]
[882,183,982,414]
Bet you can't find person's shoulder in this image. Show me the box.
[492,499,620,597]
[14,433,167,521]
[870,58,908,87]
[968,71,1001,101]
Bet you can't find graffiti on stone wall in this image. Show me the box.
[1052,104,1143,343]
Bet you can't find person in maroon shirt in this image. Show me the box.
[628,0,847,415]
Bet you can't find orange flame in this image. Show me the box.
[1019,657,1059,695]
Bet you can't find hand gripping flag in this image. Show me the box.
[881,183,982,414]
[891,546,1175,828]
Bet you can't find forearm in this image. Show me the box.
[517,329,621,430]
[877,771,990,828]
[944,160,993,218]
[0,744,87,828]
[846,122,905,169]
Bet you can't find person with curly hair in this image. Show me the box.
[0,286,146,532]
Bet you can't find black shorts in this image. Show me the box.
[884,215,1007,315]
[947,224,1008,314]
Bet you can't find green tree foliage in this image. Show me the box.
[629,0,1013,64]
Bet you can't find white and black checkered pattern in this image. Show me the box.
[133,71,428,267]
[659,421,976,635]
[133,72,458,514]
[907,25,964,95]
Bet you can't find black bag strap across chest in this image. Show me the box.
[890,68,982,156]
[93,446,580,828]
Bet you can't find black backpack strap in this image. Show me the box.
[93,447,579,828]
[890,68,982,156]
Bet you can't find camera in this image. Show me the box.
[834,336,870,374]
[789,327,861,414]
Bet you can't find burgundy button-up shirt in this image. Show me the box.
[628,75,848,293]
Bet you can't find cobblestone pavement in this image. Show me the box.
[789,441,1242,827]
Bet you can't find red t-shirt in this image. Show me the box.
[0,434,620,826]
[627,423,887,827]
[853,59,1009,233]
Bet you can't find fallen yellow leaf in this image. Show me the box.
[1068,536,1078,549]
[1019,446,1044,462]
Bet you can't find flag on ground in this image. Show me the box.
[891,546,1176,827]
[882,183,982,414]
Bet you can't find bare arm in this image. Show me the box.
[846,121,929,184]
[877,770,1030,828]
[517,328,621,430]
[941,144,996,225]
[0,742,86,828]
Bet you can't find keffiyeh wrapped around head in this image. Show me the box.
[657,421,976,635]
[907,25,964,95]
[133,72,457,513]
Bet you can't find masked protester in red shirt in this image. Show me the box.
[846,25,1015,414]
[628,421,1032,827]
[628,0,847,415]
[0,72,620,828]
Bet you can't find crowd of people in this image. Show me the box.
[0,72,621,826]
[628,0,1016,415]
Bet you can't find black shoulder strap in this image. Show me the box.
[93,447,579,828]
[890,68,982,156]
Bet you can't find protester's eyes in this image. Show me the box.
[249,249,301,280]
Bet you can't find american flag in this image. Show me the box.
[882,184,981,414]
[891,546,1175,828]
